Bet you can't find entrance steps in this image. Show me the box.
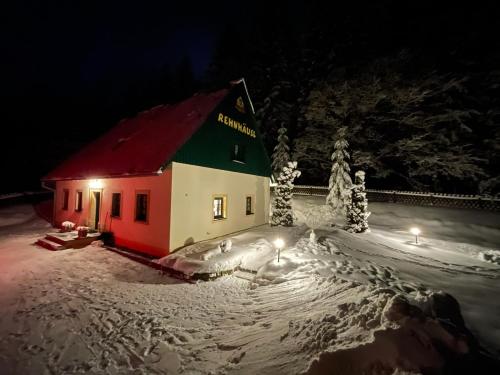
[35,230,101,251]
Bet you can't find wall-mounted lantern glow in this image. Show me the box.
[410,227,421,244]
[274,238,285,262]
[89,179,103,189]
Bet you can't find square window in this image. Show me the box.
[135,191,149,223]
[62,189,69,210]
[213,196,227,220]
[75,190,83,212]
[111,192,121,218]
[232,144,246,163]
[246,196,254,215]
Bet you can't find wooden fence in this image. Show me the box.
[275,185,500,212]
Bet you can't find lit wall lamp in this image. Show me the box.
[89,179,103,189]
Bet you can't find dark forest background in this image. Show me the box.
[2,1,500,195]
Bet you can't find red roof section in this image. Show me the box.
[43,89,229,181]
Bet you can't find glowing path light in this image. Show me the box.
[410,227,421,244]
[274,238,285,263]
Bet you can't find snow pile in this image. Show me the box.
[478,249,500,265]
[157,238,276,276]
[0,204,37,228]
[305,292,469,375]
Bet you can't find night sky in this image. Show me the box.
[1,1,500,194]
[1,1,240,193]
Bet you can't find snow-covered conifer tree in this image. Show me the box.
[271,161,301,226]
[271,125,290,174]
[326,127,352,217]
[346,171,371,233]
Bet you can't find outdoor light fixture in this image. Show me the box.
[89,179,103,189]
[410,227,421,244]
[274,238,285,263]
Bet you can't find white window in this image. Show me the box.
[75,190,83,212]
[213,195,227,220]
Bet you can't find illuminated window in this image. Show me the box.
[246,196,254,215]
[62,189,69,210]
[111,192,121,218]
[75,190,83,212]
[232,144,246,163]
[213,196,227,220]
[135,191,149,223]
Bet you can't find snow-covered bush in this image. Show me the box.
[271,125,290,175]
[61,221,75,231]
[298,204,332,243]
[219,239,232,253]
[326,127,352,220]
[271,161,301,226]
[201,247,221,261]
[346,171,371,233]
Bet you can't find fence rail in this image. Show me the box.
[278,185,500,212]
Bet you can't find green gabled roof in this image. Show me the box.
[172,80,271,177]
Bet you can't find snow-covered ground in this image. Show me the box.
[0,200,499,374]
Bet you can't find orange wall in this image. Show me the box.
[53,169,172,257]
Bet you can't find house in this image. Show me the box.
[41,79,271,257]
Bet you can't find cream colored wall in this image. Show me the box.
[169,162,270,251]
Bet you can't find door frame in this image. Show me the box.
[88,188,103,230]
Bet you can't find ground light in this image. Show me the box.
[274,238,285,263]
[410,227,421,244]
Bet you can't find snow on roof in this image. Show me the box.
[42,89,229,181]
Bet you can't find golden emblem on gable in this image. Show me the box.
[235,96,246,113]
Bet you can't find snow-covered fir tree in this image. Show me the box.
[271,161,301,226]
[346,171,371,233]
[326,127,352,217]
[271,125,290,174]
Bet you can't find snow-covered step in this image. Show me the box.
[233,270,255,281]
[35,238,65,251]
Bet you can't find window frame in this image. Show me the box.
[111,191,122,219]
[231,144,246,164]
[212,194,227,221]
[245,195,254,215]
[75,190,83,212]
[134,190,150,224]
[62,189,69,210]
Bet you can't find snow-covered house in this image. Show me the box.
[41,80,271,257]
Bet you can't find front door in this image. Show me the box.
[89,190,102,230]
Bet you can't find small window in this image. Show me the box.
[213,196,227,220]
[62,189,69,210]
[232,144,246,163]
[111,192,121,218]
[246,196,254,215]
[75,191,83,212]
[135,191,149,223]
